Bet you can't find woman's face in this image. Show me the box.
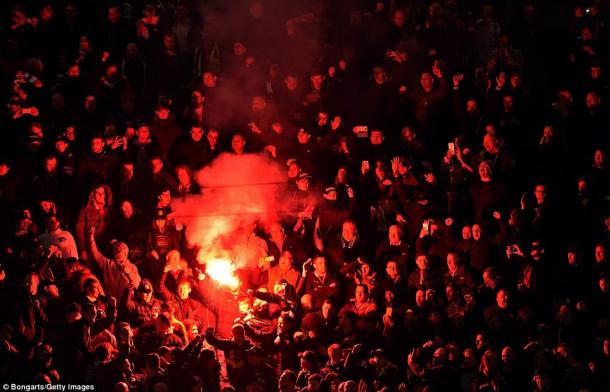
[360,263,370,276]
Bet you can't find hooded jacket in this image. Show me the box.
[90,235,141,299]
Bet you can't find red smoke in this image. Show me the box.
[172,153,287,271]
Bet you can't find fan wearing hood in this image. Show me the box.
[88,226,141,299]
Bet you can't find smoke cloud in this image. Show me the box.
[172,153,288,269]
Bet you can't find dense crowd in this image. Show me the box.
[1,0,610,391]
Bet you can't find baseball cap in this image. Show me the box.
[297,173,312,181]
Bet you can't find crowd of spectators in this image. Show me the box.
[1,0,610,391]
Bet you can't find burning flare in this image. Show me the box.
[205,258,240,291]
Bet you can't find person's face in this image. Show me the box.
[594,150,606,167]
[8,101,21,113]
[466,100,478,115]
[342,222,356,241]
[322,301,332,318]
[447,254,458,273]
[94,187,106,205]
[310,74,323,90]
[472,224,482,240]
[392,10,406,28]
[206,130,218,146]
[249,1,264,18]
[138,290,153,303]
[307,378,321,392]
[360,263,370,276]
[595,245,605,262]
[44,158,58,174]
[40,201,53,213]
[203,72,217,88]
[116,247,129,263]
[163,35,176,50]
[297,130,310,144]
[416,255,429,270]
[388,225,401,244]
[278,252,292,272]
[178,283,191,300]
[65,126,76,141]
[41,5,53,21]
[301,295,313,311]
[483,271,494,287]
[121,163,134,180]
[277,316,290,333]
[0,164,9,177]
[586,92,601,110]
[55,140,68,154]
[370,131,383,145]
[46,216,61,232]
[567,252,577,265]
[386,261,398,279]
[155,218,166,230]
[420,73,433,90]
[478,164,491,180]
[158,190,171,206]
[402,127,416,142]
[231,135,245,154]
[496,290,509,308]
[591,66,601,79]
[67,64,80,79]
[156,107,170,120]
[285,76,298,91]
[296,178,309,191]
[373,68,385,84]
[446,285,456,301]
[287,163,300,178]
[475,334,485,349]
[191,91,203,106]
[86,281,100,298]
[483,135,498,153]
[230,326,244,344]
[251,96,266,112]
[120,201,134,219]
[143,5,156,18]
[324,190,337,201]
[150,158,163,174]
[317,112,328,126]
[534,185,546,203]
[233,42,247,56]
[503,95,514,111]
[79,36,90,50]
[108,7,120,23]
[336,168,347,184]
[176,168,190,185]
[91,138,104,154]
[355,286,367,302]
[313,257,327,274]
[25,274,39,296]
